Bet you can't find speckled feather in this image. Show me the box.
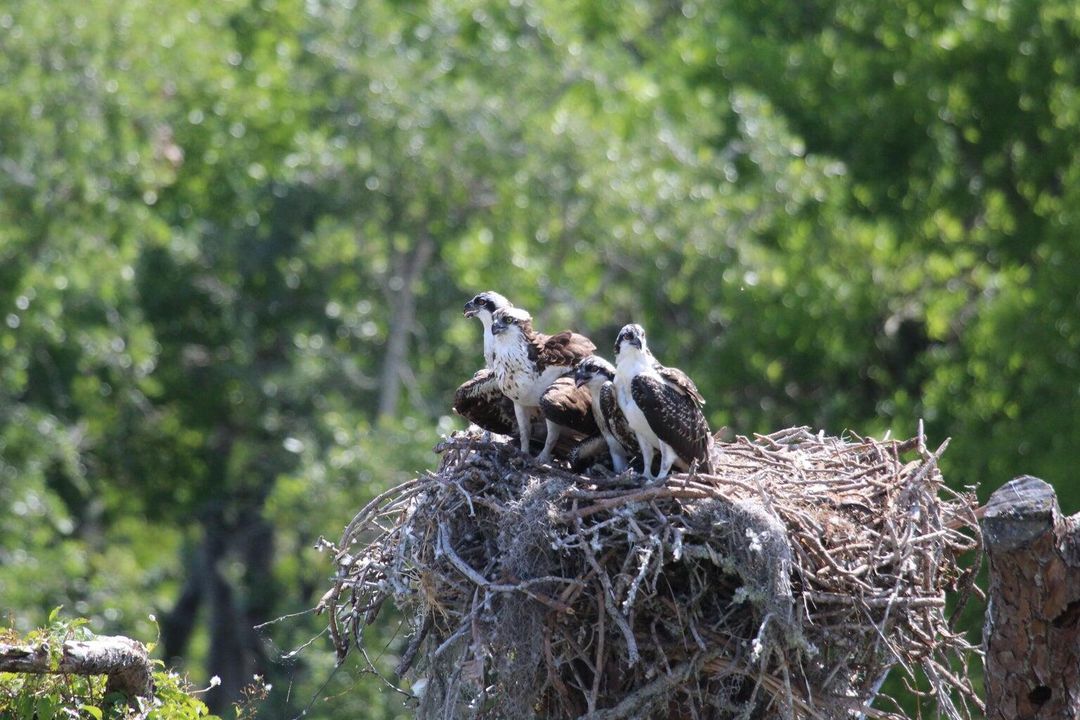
[527,330,597,372]
[453,369,518,436]
[630,374,713,472]
[657,366,706,406]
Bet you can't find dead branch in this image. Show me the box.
[0,635,153,700]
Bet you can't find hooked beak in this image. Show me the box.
[463,302,478,318]
[574,374,588,388]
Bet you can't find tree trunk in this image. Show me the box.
[377,235,435,421]
[204,514,251,712]
[982,475,1080,719]
[161,542,204,666]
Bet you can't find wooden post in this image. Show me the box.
[982,475,1080,718]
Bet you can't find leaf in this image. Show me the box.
[36,697,56,720]
[80,704,104,720]
[16,695,33,720]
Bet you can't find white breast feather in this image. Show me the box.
[480,312,495,368]
[493,333,564,406]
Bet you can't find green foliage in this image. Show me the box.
[0,613,219,720]
[1,0,1078,716]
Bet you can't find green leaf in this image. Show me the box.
[36,698,56,720]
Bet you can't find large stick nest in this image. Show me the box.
[318,427,983,719]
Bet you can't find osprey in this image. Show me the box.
[573,356,636,472]
[613,323,713,482]
[490,307,597,462]
[455,291,535,437]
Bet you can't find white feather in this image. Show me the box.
[478,308,497,368]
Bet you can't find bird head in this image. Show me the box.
[575,356,615,388]
[614,323,646,358]
[490,307,532,338]
[464,291,512,319]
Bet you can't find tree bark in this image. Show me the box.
[0,636,153,700]
[982,475,1080,719]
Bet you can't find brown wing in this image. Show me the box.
[657,366,706,405]
[600,381,637,453]
[453,369,518,436]
[631,373,712,472]
[530,331,597,371]
[539,375,599,436]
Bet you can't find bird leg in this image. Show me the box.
[537,420,562,463]
[636,434,655,483]
[606,439,629,473]
[656,442,678,482]
[514,403,532,454]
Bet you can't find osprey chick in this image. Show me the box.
[454,291,519,435]
[574,356,636,472]
[614,324,713,482]
[490,307,597,462]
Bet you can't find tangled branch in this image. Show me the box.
[318,426,982,719]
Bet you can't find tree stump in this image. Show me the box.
[982,475,1080,718]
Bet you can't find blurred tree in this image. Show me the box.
[672,0,1080,504]
[2,0,1079,717]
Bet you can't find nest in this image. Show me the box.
[318,427,983,719]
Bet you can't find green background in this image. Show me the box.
[2,0,1077,716]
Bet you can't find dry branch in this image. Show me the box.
[319,427,982,719]
[0,635,153,700]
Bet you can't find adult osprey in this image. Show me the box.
[613,324,713,482]
[573,356,636,472]
[490,307,597,462]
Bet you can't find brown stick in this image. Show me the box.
[0,636,154,700]
[982,475,1080,719]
